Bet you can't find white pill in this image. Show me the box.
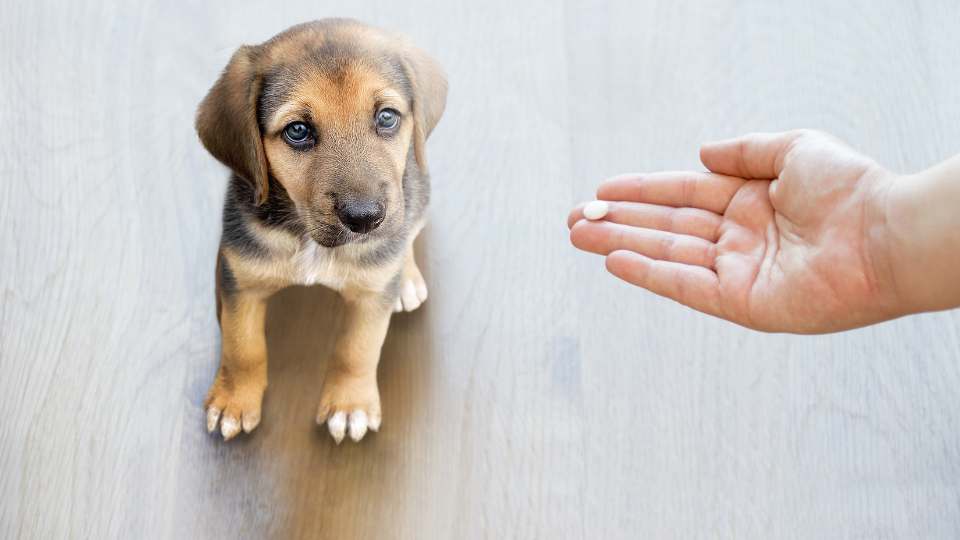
[583,200,610,220]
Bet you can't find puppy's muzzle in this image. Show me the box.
[335,198,386,234]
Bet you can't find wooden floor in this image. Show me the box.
[3,1,960,538]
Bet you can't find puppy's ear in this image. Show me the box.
[399,44,447,174]
[196,46,269,205]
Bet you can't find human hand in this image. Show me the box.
[568,130,906,333]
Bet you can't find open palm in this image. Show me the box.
[569,130,899,333]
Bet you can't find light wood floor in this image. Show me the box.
[3,1,960,538]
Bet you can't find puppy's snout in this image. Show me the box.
[335,198,386,234]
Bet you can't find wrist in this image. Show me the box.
[863,168,912,318]
[880,157,960,315]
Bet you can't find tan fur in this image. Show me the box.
[205,290,269,439]
[315,293,394,425]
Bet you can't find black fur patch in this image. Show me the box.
[218,250,237,295]
[401,149,430,224]
[257,65,304,131]
[221,175,305,258]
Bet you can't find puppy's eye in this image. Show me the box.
[375,109,400,131]
[282,121,313,148]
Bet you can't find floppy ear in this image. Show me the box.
[196,45,270,205]
[400,44,448,174]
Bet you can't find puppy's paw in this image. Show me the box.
[394,260,428,313]
[204,369,266,441]
[316,371,381,444]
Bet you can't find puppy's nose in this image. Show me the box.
[335,199,386,234]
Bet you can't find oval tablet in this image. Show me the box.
[583,200,609,220]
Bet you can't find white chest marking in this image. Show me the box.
[292,240,349,290]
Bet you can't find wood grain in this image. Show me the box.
[2,1,960,538]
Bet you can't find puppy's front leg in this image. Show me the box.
[316,290,393,443]
[206,289,269,440]
[393,245,429,312]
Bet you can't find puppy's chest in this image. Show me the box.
[290,241,354,290]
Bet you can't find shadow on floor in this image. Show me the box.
[184,235,438,538]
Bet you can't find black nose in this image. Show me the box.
[335,199,386,234]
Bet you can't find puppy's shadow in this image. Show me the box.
[253,235,437,537]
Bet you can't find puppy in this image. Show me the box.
[195,19,446,443]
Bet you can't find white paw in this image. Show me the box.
[394,274,428,312]
[204,372,265,441]
[318,408,382,444]
[315,374,382,444]
[206,402,261,441]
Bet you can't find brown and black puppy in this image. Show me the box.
[196,19,446,443]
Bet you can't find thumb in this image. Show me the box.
[700,130,805,180]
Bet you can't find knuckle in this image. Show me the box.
[666,209,679,232]
[660,234,678,260]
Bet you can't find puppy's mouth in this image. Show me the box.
[305,204,393,248]
[308,223,353,248]
[307,222,383,248]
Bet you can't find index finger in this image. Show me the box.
[699,130,804,179]
[597,171,745,214]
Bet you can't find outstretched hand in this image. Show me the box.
[568,130,904,333]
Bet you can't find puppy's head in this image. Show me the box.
[197,19,446,247]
